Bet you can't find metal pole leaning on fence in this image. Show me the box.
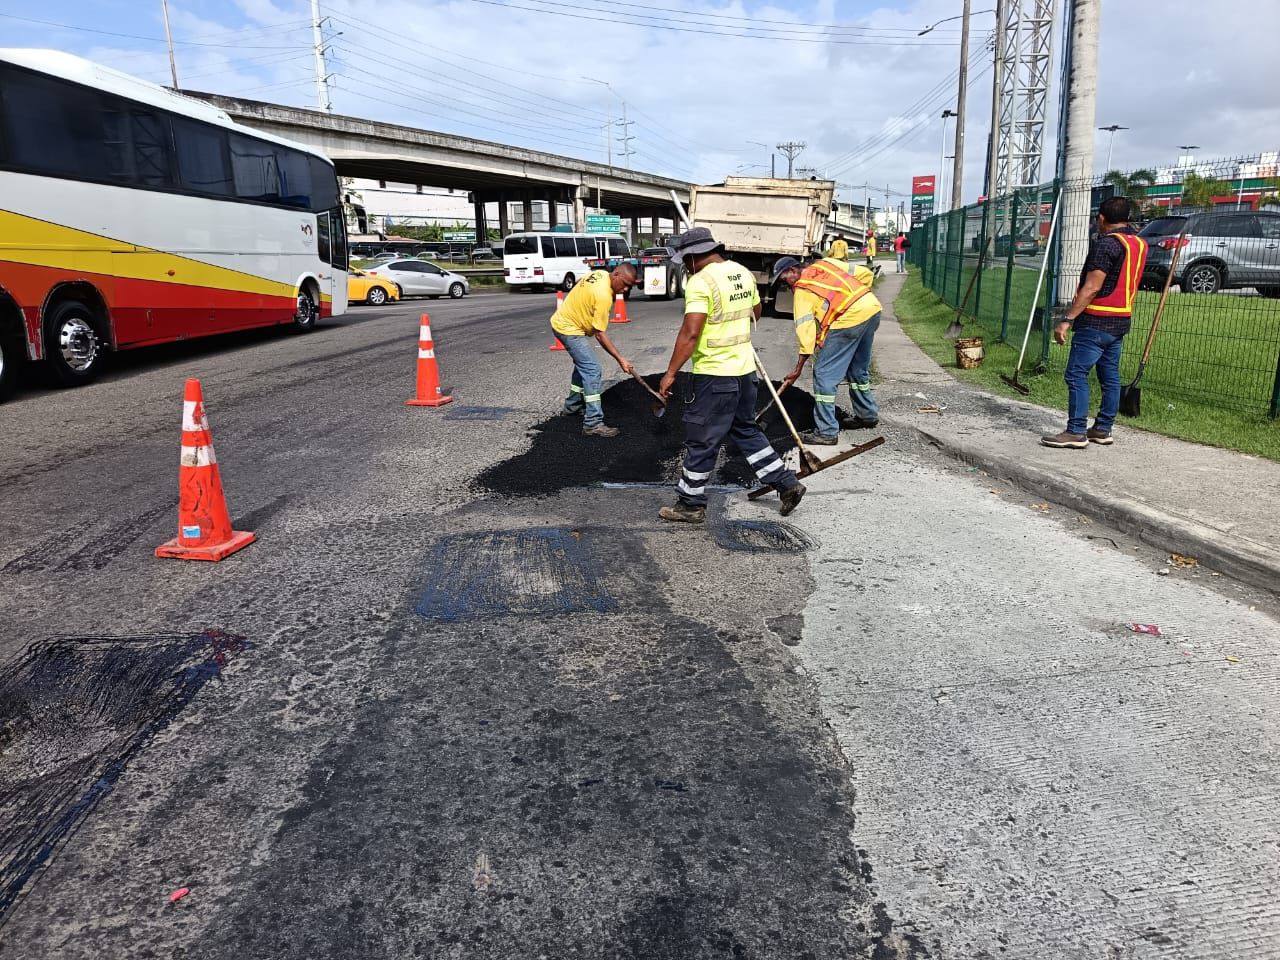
[1003,196,1062,393]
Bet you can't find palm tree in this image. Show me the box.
[1179,172,1234,209]
[1103,168,1157,218]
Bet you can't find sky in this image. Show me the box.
[3,0,1278,213]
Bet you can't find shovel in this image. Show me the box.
[630,370,667,418]
[1000,197,1062,396]
[1119,230,1186,418]
[753,350,823,473]
[945,237,989,340]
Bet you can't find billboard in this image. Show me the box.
[911,174,937,224]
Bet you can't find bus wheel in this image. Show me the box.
[45,300,105,387]
[293,286,318,332]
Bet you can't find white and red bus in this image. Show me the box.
[0,48,348,400]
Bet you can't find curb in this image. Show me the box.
[896,419,1280,597]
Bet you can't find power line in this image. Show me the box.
[0,13,306,49]
[578,0,963,34]
[452,0,962,45]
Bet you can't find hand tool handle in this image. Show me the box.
[630,370,667,406]
[1135,229,1186,377]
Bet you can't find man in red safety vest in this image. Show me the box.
[1041,196,1148,449]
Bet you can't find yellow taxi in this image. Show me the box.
[347,270,400,306]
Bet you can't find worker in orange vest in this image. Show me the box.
[1041,196,1148,449]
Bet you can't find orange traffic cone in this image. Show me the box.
[612,292,630,324]
[407,315,453,407]
[155,378,255,562]
[550,289,566,351]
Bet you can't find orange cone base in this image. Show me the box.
[155,529,256,562]
[406,394,454,407]
[550,341,566,351]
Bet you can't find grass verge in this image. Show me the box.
[893,272,1280,462]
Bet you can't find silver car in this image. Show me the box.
[364,259,470,299]
[1141,210,1280,297]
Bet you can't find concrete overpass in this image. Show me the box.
[185,92,691,239]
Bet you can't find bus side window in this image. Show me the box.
[575,237,595,257]
[172,118,233,196]
[607,238,628,257]
[541,236,555,258]
[316,211,331,265]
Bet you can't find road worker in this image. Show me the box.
[828,235,849,260]
[864,233,877,266]
[770,254,882,444]
[551,264,637,437]
[657,227,805,522]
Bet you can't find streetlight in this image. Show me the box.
[920,4,997,210]
[940,109,956,210]
[747,140,775,178]
[581,76,625,169]
[1098,124,1128,172]
[1178,144,1199,169]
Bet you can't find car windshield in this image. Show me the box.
[503,237,539,255]
[1140,217,1187,238]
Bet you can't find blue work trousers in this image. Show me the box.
[1064,325,1124,434]
[678,372,798,508]
[811,312,881,438]
[556,333,604,428]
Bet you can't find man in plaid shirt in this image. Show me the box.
[1041,196,1148,449]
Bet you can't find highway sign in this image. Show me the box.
[586,214,621,233]
[443,231,475,241]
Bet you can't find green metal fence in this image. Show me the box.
[909,162,1280,419]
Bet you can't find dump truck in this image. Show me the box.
[685,176,836,311]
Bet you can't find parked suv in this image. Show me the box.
[1140,210,1280,297]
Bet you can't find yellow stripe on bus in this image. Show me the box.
[0,210,299,300]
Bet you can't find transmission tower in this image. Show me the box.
[995,0,1056,196]
[776,142,806,179]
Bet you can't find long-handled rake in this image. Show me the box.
[1000,197,1062,396]
[1119,229,1187,417]
[747,349,885,501]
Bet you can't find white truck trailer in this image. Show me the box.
[685,176,836,310]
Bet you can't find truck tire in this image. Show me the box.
[44,299,106,387]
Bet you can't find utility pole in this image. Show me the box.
[160,0,179,89]
[952,0,972,209]
[310,0,332,112]
[1057,0,1099,301]
[777,141,805,179]
[981,0,1007,258]
[615,105,635,169]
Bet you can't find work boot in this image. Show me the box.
[659,502,706,524]
[779,483,806,517]
[845,418,879,430]
[1040,430,1087,449]
[799,430,838,446]
[1087,427,1114,445]
[583,423,620,438]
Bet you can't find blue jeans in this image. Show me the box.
[811,312,881,437]
[1064,325,1124,434]
[556,333,604,428]
[896,252,906,273]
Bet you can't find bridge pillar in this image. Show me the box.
[573,185,587,233]
[474,197,489,247]
[522,194,534,231]
[498,194,510,237]
[548,193,560,229]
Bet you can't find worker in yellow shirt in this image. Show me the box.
[864,234,877,266]
[827,235,849,260]
[770,256,882,444]
[550,264,637,437]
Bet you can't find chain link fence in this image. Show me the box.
[908,158,1280,418]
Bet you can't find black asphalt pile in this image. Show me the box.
[478,372,824,497]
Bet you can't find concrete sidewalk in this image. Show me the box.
[873,270,1280,594]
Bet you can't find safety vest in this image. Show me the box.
[795,258,873,348]
[1084,232,1148,318]
[690,260,756,376]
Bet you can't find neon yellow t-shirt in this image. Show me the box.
[683,259,760,377]
[551,270,613,336]
[866,236,877,257]
[793,261,882,355]
[828,238,849,259]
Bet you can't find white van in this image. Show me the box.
[503,232,631,292]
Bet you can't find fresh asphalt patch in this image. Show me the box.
[476,373,847,498]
